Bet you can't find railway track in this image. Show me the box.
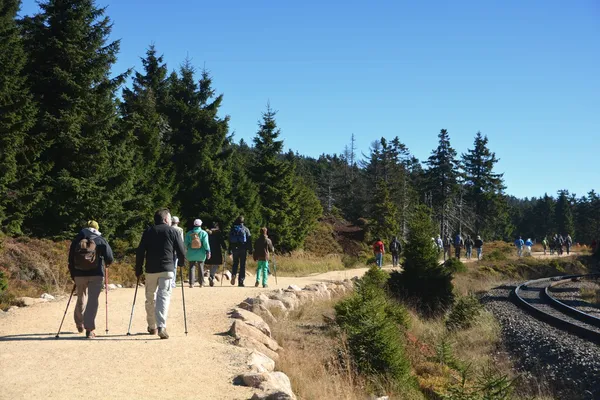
[511,274,600,344]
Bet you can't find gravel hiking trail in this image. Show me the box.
[0,267,370,400]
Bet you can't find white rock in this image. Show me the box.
[40,293,55,301]
[248,351,276,373]
[263,299,287,313]
[107,283,118,290]
[229,320,279,351]
[8,306,19,312]
[230,307,272,337]
[287,284,302,292]
[235,336,279,361]
[116,284,123,288]
[242,371,296,400]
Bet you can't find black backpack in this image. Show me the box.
[390,240,400,253]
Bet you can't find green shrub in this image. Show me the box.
[443,364,515,400]
[0,268,7,294]
[335,266,414,391]
[446,295,482,331]
[444,258,467,273]
[387,206,454,317]
[481,249,508,262]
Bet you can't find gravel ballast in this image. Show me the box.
[482,285,600,400]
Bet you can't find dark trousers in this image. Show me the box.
[232,248,247,285]
[391,252,399,267]
[455,247,461,258]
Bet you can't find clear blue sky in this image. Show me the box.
[20,0,600,199]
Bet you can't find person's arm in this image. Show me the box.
[175,231,186,267]
[202,232,211,259]
[103,239,114,265]
[267,238,275,253]
[68,238,77,279]
[135,231,147,277]
[245,227,253,253]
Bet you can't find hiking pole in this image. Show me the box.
[272,254,278,286]
[180,264,188,336]
[126,276,140,336]
[103,257,108,335]
[55,284,76,338]
[221,257,225,287]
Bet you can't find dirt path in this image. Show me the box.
[0,267,370,400]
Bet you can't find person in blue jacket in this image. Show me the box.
[185,219,211,287]
[515,236,525,257]
[525,238,534,256]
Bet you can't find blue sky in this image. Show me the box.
[20,0,600,199]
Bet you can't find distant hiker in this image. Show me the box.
[253,227,275,288]
[390,236,401,268]
[474,235,484,260]
[228,216,253,287]
[171,216,184,288]
[555,234,564,255]
[515,236,524,257]
[443,235,452,261]
[454,233,464,259]
[436,235,444,256]
[373,238,385,268]
[525,238,533,256]
[206,222,227,287]
[565,234,573,255]
[185,219,211,288]
[68,220,114,339]
[542,237,548,255]
[464,235,474,259]
[136,208,186,339]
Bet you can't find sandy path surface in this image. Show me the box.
[0,267,369,400]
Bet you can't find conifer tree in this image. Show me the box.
[425,129,460,237]
[230,140,262,233]
[371,178,400,242]
[555,190,574,236]
[0,0,38,234]
[20,0,132,238]
[531,194,556,239]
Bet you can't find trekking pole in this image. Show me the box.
[221,257,225,287]
[272,254,278,286]
[103,257,108,334]
[126,276,140,336]
[55,284,76,338]
[180,265,188,335]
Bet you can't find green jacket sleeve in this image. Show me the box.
[202,231,210,252]
[184,231,190,249]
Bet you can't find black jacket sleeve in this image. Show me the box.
[101,237,114,265]
[245,227,253,253]
[135,230,147,276]
[173,230,186,267]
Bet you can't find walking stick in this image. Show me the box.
[55,284,76,338]
[272,254,278,286]
[126,276,140,336]
[180,264,188,336]
[221,257,225,287]
[103,257,108,334]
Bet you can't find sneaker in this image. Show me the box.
[263,284,268,288]
[148,327,157,335]
[158,327,169,339]
[209,277,215,287]
[238,282,245,288]
[76,325,84,333]
[85,330,96,339]
[231,275,236,286]
[255,281,260,287]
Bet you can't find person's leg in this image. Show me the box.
[189,261,196,288]
[83,276,103,331]
[232,250,240,285]
[155,275,173,329]
[73,277,88,331]
[261,261,269,287]
[255,262,261,286]
[172,258,178,289]
[239,250,247,286]
[198,261,206,286]
[145,273,159,330]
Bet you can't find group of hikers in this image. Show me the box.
[371,233,485,268]
[514,234,573,257]
[67,209,273,339]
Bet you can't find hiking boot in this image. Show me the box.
[238,282,245,288]
[255,281,260,287]
[148,327,158,335]
[76,325,84,333]
[85,330,96,339]
[231,275,236,286]
[263,284,268,288]
[158,328,169,339]
[209,277,215,287]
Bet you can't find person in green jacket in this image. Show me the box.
[185,219,211,288]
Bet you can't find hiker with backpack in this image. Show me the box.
[464,235,474,260]
[454,233,464,259]
[68,220,114,339]
[228,216,253,287]
[474,235,484,260]
[171,216,185,289]
[565,234,573,255]
[443,235,452,261]
[542,237,549,255]
[389,236,401,268]
[185,219,211,288]
[253,227,275,288]
[525,238,533,256]
[136,208,186,339]
[515,236,525,257]
[206,222,227,287]
[373,238,385,268]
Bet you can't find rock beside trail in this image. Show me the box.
[235,336,279,361]
[239,371,296,400]
[16,297,47,307]
[247,351,275,373]
[7,306,19,312]
[230,307,272,337]
[229,320,279,352]
[116,284,123,289]
[287,284,302,292]
[40,293,55,301]
[107,283,118,290]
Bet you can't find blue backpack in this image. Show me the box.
[229,225,247,244]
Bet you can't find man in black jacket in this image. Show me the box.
[136,208,186,339]
[228,216,252,287]
[68,220,114,339]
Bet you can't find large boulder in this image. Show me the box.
[247,351,275,373]
[229,320,279,352]
[262,299,287,314]
[287,284,302,292]
[235,336,279,361]
[269,293,299,310]
[240,371,296,400]
[230,307,272,337]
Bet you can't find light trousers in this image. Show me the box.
[145,272,174,329]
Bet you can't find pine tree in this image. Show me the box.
[531,194,556,239]
[425,129,460,237]
[119,45,174,241]
[0,0,38,234]
[371,178,400,242]
[555,190,574,236]
[165,61,234,226]
[20,0,132,238]
[230,140,262,233]
[461,132,506,237]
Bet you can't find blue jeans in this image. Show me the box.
[476,248,482,260]
[375,253,383,268]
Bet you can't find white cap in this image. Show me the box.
[193,219,202,227]
[172,216,180,224]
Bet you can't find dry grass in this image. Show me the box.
[245,250,347,277]
[580,286,600,306]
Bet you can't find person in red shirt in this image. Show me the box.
[373,238,385,268]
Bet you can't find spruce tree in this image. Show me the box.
[555,190,574,236]
[0,0,38,234]
[371,178,400,242]
[461,132,506,237]
[425,129,460,237]
[230,140,262,232]
[531,194,556,239]
[20,0,132,238]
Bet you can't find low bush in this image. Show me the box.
[444,258,467,273]
[446,295,482,331]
